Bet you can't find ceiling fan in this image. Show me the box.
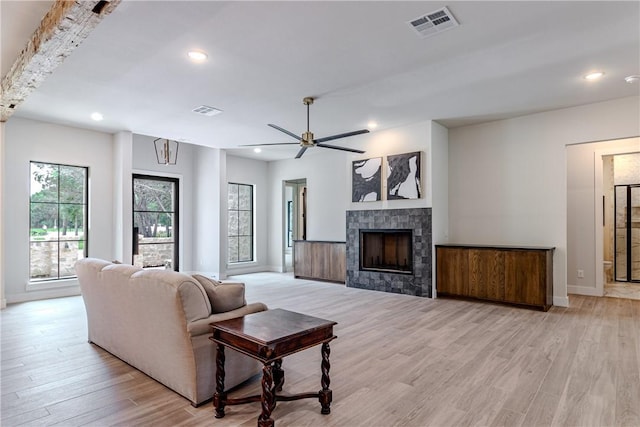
[244,97,369,159]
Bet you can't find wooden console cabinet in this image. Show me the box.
[435,244,554,311]
[294,240,346,283]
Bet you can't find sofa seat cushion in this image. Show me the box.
[192,274,247,313]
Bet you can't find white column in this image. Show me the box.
[113,131,133,263]
[193,146,227,278]
[0,121,6,308]
[430,121,449,298]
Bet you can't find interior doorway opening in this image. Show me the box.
[283,179,307,272]
[601,151,640,299]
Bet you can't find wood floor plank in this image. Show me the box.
[2,273,639,426]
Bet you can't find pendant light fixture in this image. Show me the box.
[154,138,179,165]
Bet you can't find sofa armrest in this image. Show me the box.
[219,280,244,286]
[187,302,268,337]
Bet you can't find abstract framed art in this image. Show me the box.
[352,157,382,202]
[386,151,421,200]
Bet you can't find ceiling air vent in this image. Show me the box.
[408,6,459,38]
[192,105,222,116]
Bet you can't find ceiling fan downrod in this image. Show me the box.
[302,97,314,146]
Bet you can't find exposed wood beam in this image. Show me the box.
[0,0,121,122]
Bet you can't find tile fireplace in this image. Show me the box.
[346,208,432,297]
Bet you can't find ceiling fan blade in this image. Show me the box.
[268,124,300,141]
[314,129,369,144]
[295,147,308,159]
[240,142,300,147]
[316,143,365,154]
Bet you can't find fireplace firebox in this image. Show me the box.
[359,229,413,274]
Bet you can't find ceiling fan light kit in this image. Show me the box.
[244,97,369,159]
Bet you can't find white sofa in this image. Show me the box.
[75,258,267,406]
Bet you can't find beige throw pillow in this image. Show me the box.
[192,274,246,313]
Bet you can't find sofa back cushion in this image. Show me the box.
[192,274,246,313]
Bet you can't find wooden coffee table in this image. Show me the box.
[209,308,337,427]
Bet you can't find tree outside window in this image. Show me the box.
[228,183,254,263]
[29,162,88,280]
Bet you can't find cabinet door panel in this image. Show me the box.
[328,244,346,282]
[293,242,311,277]
[504,251,544,305]
[436,247,469,296]
[469,249,504,300]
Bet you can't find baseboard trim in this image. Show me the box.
[567,285,603,297]
[6,286,81,304]
[553,295,570,307]
[226,265,274,276]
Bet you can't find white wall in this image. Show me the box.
[266,120,440,271]
[566,137,639,296]
[2,117,115,303]
[346,121,433,211]
[192,146,226,278]
[0,122,5,308]
[226,155,269,275]
[448,96,640,307]
[267,149,349,271]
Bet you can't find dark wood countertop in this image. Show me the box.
[436,243,555,251]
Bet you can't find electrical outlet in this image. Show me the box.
[577,269,584,278]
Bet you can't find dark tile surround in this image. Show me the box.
[346,208,432,297]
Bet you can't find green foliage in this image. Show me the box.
[30,163,86,236]
[133,178,175,238]
[30,228,48,236]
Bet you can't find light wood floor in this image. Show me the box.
[2,272,640,427]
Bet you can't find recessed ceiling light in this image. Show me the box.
[90,112,103,121]
[624,75,640,83]
[584,71,604,81]
[187,50,208,62]
[367,121,378,129]
[253,148,262,153]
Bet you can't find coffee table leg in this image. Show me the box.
[213,344,227,418]
[273,358,284,392]
[258,363,275,427]
[319,342,332,415]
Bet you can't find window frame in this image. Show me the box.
[132,174,180,270]
[227,182,255,264]
[29,161,89,282]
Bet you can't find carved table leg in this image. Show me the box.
[319,342,332,415]
[258,363,275,427]
[273,358,284,392]
[213,344,227,418]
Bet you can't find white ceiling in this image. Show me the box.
[2,1,639,161]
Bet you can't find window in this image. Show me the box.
[228,183,254,263]
[29,162,88,281]
[132,175,179,270]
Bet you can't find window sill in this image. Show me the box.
[27,277,79,292]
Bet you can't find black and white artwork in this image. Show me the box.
[387,151,421,200]
[352,157,382,202]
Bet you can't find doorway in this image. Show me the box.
[132,174,179,270]
[283,179,307,272]
[600,151,640,300]
[614,184,640,282]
